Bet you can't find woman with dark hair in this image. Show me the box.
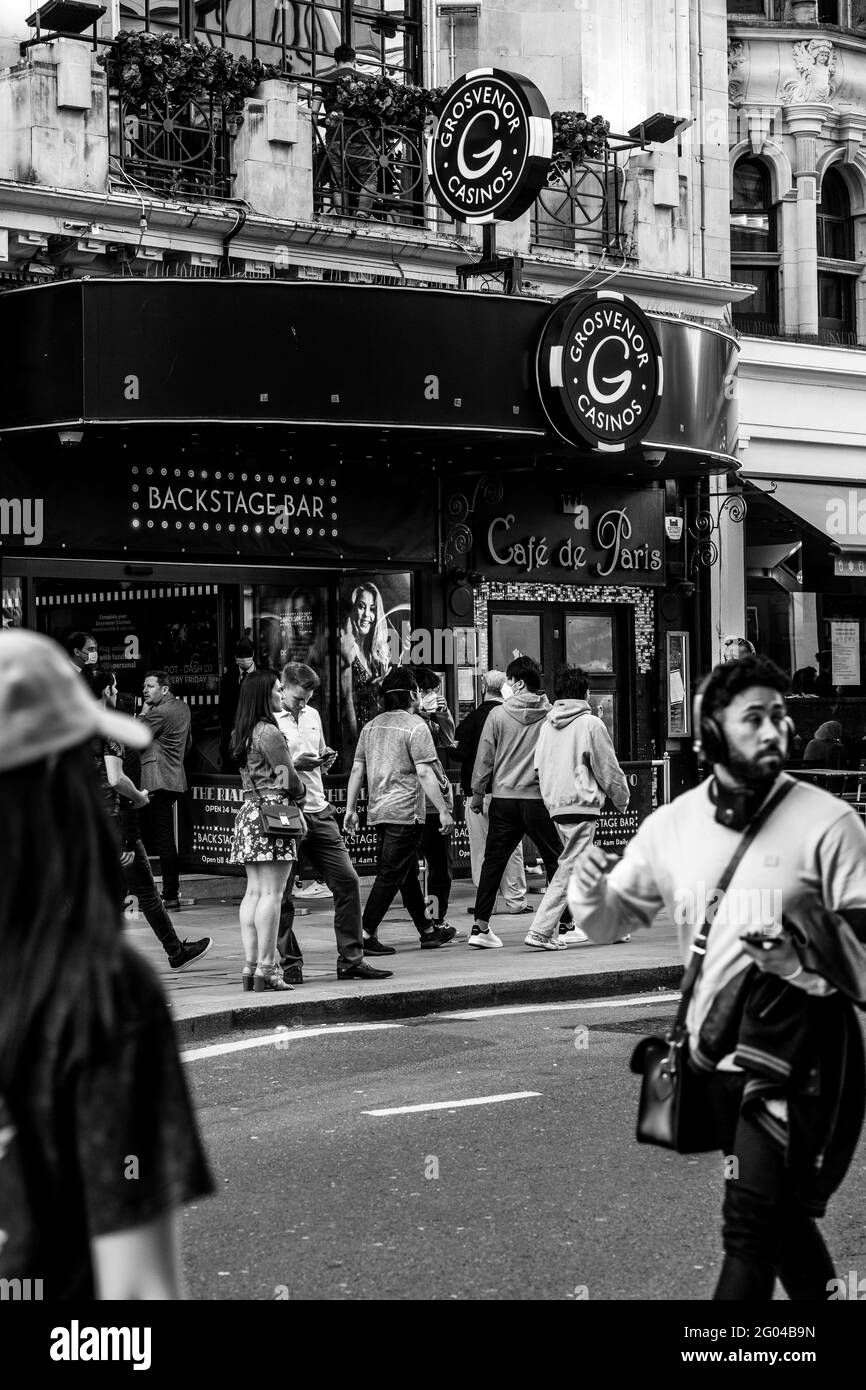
[0,630,213,1298]
[340,582,392,762]
[229,668,306,993]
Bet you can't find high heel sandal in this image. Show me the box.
[242,961,256,992]
[252,963,294,993]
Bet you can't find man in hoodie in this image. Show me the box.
[525,665,630,950]
[467,655,564,948]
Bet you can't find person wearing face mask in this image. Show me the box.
[569,655,866,1302]
[219,636,257,773]
[64,630,99,674]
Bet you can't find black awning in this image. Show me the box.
[0,278,739,473]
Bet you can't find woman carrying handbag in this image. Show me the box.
[229,669,307,993]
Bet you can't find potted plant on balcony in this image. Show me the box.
[550,111,611,173]
[99,31,281,127]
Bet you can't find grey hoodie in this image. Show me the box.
[534,699,630,819]
[471,691,551,799]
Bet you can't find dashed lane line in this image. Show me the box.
[182,1021,405,1062]
[442,993,681,1020]
[362,1092,542,1117]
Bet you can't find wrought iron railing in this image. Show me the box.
[531,150,628,257]
[312,113,435,228]
[112,89,235,199]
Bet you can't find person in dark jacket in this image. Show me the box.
[219,636,256,772]
[803,720,844,768]
[454,670,528,914]
[87,674,212,972]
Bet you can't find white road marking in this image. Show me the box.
[362,1091,541,1116]
[182,1022,405,1062]
[442,992,680,1020]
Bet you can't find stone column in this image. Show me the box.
[783,103,830,338]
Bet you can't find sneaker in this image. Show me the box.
[168,937,212,971]
[161,896,181,911]
[524,930,561,952]
[420,925,457,948]
[560,924,589,943]
[294,881,332,899]
[434,920,460,942]
[467,925,503,948]
[615,935,631,944]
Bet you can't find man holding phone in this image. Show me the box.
[568,655,866,1303]
[276,662,392,982]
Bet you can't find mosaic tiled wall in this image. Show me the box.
[473,581,657,758]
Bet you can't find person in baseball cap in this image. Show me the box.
[0,629,151,773]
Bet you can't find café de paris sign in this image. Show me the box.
[426,68,553,223]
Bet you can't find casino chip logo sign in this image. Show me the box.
[536,290,663,452]
[427,68,553,223]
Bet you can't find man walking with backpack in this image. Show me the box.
[525,665,630,951]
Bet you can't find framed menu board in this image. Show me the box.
[666,631,691,738]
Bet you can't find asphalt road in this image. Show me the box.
[178,997,866,1302]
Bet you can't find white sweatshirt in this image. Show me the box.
[567,774,866,1050]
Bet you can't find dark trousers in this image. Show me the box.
[705,1072,836,1301]
[421,811,453,922]
[124,839,182,960]
[362,822,429,939]
[277,807,363,967]
[142,789,182,899]
[474,798,563,925]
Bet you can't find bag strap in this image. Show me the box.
[673,778,795,1032]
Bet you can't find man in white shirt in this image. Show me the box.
[276,662,392,982]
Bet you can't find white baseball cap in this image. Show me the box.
[0,629,152,774]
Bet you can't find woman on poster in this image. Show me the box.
[340,582,392,764]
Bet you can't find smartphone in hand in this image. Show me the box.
[740,930,783,951]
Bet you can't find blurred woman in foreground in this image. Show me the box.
[0,630,212,1299]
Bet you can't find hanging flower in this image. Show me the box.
[551,111,610,165]
[100,31,282,119]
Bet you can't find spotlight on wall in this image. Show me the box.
[57,428,84,446]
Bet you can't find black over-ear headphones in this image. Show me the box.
[692,675,796,766]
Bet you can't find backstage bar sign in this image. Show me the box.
[537,290,663,451]
[130,465,338,545]
[426,68,553,222]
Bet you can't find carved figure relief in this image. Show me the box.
[781,39,837,106]
[728,39,746,105]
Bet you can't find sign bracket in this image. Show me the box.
[455,225,524,295]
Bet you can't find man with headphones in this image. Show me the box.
[568,654,866,1302]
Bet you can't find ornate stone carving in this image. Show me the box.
[781,39,837,107]
[728,38,747,105]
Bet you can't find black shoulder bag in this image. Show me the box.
[629,779,795,1153]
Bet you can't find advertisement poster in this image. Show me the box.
[339,572,412,768]
[666,631,691,737]
[253,584,331,739]
[593,763,660,858]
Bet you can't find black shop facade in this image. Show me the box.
[0,278,738,874]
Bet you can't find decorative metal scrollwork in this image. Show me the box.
[690,539,719,573]
[444,473,503,568]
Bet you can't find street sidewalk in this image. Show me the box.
[127,877,683,1042]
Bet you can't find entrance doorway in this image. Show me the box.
[488,600,633,755]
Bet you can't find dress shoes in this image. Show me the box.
[362,934,397,956]
[337,961,394,980]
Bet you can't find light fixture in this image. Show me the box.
[626,113,693,146]
[25,0,106,35]
[644,448,667,467]
[57,428,84,446]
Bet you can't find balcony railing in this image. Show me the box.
[312,114,435,229]
[111,89,235,199]
[531,150,628,256]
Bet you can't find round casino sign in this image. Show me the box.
[536,290,664,451]
[426,68,553,224]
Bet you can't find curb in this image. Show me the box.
[174,964,683,1043]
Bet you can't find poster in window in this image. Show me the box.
[339,573,411,767]
[666,631,691,737]
[831,621,860,686]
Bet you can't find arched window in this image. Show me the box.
[731,156,779,334]
[818,168,855,341]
